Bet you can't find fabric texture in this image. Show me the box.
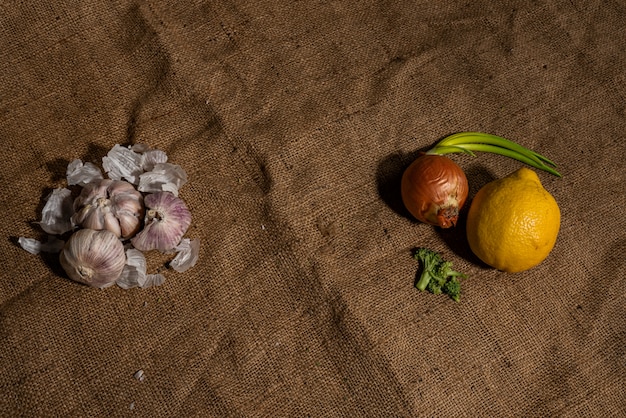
[1,1,625,416]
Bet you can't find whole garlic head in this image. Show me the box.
[59,229,126,288]
[131,192,191,252]
[72,179,144,239]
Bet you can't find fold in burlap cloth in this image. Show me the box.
[1,1,624,416]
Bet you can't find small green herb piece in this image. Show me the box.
[413,248,466,302]
[426,131,561,177]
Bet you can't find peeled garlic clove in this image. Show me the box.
[131,192,191,252]
[59,229,126,288]
[72,179,144,239]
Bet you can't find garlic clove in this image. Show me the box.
[72,179,144,239]
[116,212,139,238]
[114,193,146,236]
[130,192,191,252]
[72,180,112,230]
[59,229,126,288]
[76,207,103,230]
[38,188,75,235]
[103,211,122,237]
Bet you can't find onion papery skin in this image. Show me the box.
[401,154,469,228]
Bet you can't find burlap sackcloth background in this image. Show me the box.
[1,1,625,417]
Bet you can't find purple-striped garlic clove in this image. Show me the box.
[130,192,191,252]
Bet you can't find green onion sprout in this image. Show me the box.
[426,132,561,177]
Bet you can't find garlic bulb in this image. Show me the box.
[72,179,144,239]
[20,142,198,291]
[59,229,126,288]
[131,192,191,252]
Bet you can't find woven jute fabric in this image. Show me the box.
[1,1,625,417]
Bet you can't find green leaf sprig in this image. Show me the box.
[426,132,561,177]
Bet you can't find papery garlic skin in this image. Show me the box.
[72,179,144,239]
[131,143,151,153]
[117,248,147,289]
[66,159,103,186]
[39,188,74,235]
[117,248,167,289]
[140,149,168,171]
[170,238,200,272]
[131,192,191,252]
[59,229,126,288]
[18,236,65,255]
[102,144,144,185]
[138,162,187,196]
[142,273,166,288]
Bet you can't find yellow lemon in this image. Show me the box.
[466,167,560,273]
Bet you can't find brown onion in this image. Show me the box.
[401,153,469,228]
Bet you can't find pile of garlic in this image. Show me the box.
[18,144,199,289]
